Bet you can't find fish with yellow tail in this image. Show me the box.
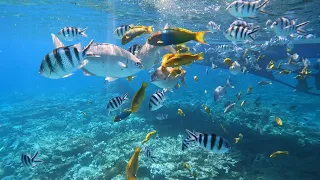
[126,75,136,83]
[141,130,157,144]
[178,109,185,117]
[275,117,283,126]
[161,52,203,68]
[193,76,198,82]
[202,104,211,115]
[234,133,243,143]
[126,147,141,180]
[270,151,289,158]
[147,27,208,46]
[122,26,153,45]
[131,82,148,113]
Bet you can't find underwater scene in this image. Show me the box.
[1,0,320,179]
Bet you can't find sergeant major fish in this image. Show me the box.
[270,17,309,37]
[226,0,270,18]
[107,93,129,114]
[149,89,167,111]
[21,151,43,168]
[127,44,142,56]
[57,27,88,41]
[182,129,230,154]
[224,25,260,42]
[39,39,94,79]
[113,24,134,39]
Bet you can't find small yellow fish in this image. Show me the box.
[193,76,198,82]
[122,26,153,45]
[234,133,243,143]
[267,60,276,70]
[126,147,141,180]
[279,70,291,75]
[243,48,249,58]
[224,58,233,66]
[81,111,87,116]
[175,83,181,89]
[178,109,185,117]
[204,90,207,94]
[256,55,265,62]
[247,86,253,94]
[234,137,240,143]
[161,52,203,68]
[240,100,246,108]
[202,104,211,115]
[131,82,148,113]
[270,151,289,158]
[126,75,136,82]
[141,130,156,144]
[275,117,283,126]
[236,90,242,101]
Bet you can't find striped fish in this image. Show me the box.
[107,93,129,114]
[230,20,254,29]
[142,146,156,163]
[113,24,134,39]
[226,0,269,18]
[215,45,234,53]
[224,25,260,42]
[38,40,94,79]
[21,151,43,167]
[270,17,309,37]
[182,129,230,154]
[149,89,167,111]
[57,27,87,41]
[127,44,142,56]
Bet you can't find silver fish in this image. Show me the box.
[224,103,236,114]
[214,78,234,102]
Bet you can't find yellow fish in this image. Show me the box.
[126,75,136,82]
[161,52,203,68]
[81,111,87,116]
[270,151,289,158]
[122,26,153,45]
[234,137,240,143]
[194,76,198,82]
[240,100,246,108]
[168,67,185,78]
[243,48,249,58]
[202,104,211,115]
[275,117,283,126]
[247,86,253,94]
[141,130,156,144]
[234,133,243,143]
[224,58,233,66]
[131,82,148,113]
[126,147,141,180]
[178,109,185,117]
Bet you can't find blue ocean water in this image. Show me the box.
[1,1,320,180]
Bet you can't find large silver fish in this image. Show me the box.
[39,36,94,79]
[51,34,143,82]
[150,66,186,90]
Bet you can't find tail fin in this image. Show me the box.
[142,82,149,88]
[296,21,309,34]
[226,78,235,89]
[146,26,153,33]
[194,31,207,44]
[182,138,190,151]
[79,27,88,37]
[257,0,269,10]
[248,28,260,41]
[185,129,198,141]
[82,39,94,56]
[180,71,187,88]
[122,92,129,100]
[31,151,39,161]
[197,52,204,60]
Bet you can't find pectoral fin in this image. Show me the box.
[105,77,118,82]
[118,61,127,68]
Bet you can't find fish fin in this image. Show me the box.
[185,129,198,141]
[151,156,156,163]
[227,78,235,88]
[82,39,94,56]
[164,45,177,53]
[79,27,88,37]
[142,82,148,88]
[163,23,169,29]
[257,0,269,10]
[197,52,204,60]
[79,60,89,68]
[105,77,118,82]
[296,21,309,34]
[51,33,64,48]
[180,71,187,88]
[122,92,129,100]
[118,61,127,68]
[194,31,207,44]
[182,138,190,151]
[146,26,153,33]
[161,54,175,66]
[31,152,39,161]
[86,54,101,57]
[74,43,81,50]
[62,73,73,78]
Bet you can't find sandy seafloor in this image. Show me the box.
[1,68,320,180]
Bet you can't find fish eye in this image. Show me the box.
[135,62,141,66]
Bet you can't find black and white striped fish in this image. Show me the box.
[230,20,254,29]
[107,93,129,113]
[57,27,87,41]
[215,45,234,53]
[127,44,142,56]
[38,40,94,79]
[149,89,167,111]
[182,129,230,154]
[224,25,260,42]
[21,151,43,167]
[270,17,309,37]
[113,24,134,39]
[142,146,156,163]
[227,0,269,18]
